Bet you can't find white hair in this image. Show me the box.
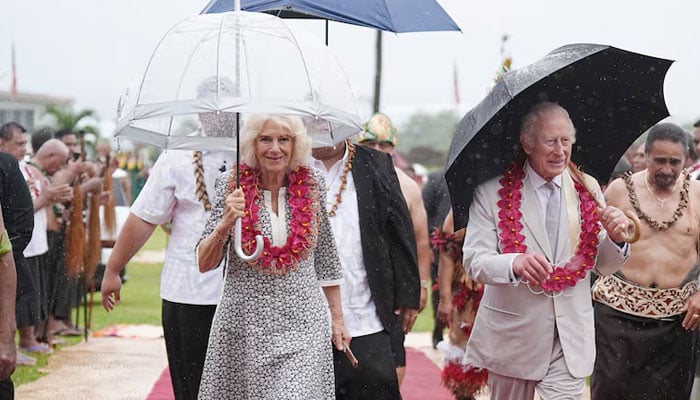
[239,114,311,171]
[520,102,576,149]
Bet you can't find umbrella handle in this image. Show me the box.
[234,219,264,261]
[567,161,641,243]
[620,210,641,243]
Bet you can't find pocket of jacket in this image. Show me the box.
[481,304,521,319]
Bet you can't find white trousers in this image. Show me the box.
[488,331,586,400]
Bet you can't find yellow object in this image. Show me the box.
[358,113,398,146]
[0,230,11,257]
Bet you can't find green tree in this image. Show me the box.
[44,104,100,137]
[396,110,461,169]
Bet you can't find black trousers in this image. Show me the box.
[333,330,401,400]
[0,378,13,400]
[591,302,698,400]
[162,300,216,400]
[47,230,75,321]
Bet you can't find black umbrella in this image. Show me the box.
[445,43,673,230]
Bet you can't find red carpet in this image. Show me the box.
[147,348,452,400]
[400,348,454,400]
[146,368,174,400]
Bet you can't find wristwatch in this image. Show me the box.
[420,280,430,290]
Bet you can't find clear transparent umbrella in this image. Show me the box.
[114,10,363,152]
[115,10,364,260]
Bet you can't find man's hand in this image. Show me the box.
[395,307,419,334]
[43,183,73,204]
[0,336,15,381]
[512,253,552,286]
[101,270,123,312]
[437,297,453,328]
[418,287,428,313]
[681,290,700,330]
[81,177,104,193]
[599,205,629,244]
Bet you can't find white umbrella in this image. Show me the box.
[114,10,363,152]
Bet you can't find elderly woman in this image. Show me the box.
[196,114,350,399]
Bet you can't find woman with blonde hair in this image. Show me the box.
[197,114,350,399]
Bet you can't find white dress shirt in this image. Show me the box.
[21,160,48,258]
[130,150,231,305]
[312,148,384,337]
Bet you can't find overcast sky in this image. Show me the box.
[1,0,698,135]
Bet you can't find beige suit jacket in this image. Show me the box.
[462,168,628,380]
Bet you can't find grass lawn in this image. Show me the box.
[13,225,440,386]
[13,227,168,387]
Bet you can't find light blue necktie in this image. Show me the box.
[544,181,560,255]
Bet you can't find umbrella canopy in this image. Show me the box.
[115,11,363,151]
[201,0,460,33]
[445,43,673,230]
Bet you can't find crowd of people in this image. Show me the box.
[3,97,700,400]
[0,121,149,398]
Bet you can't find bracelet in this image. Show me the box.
[420,280,430,290]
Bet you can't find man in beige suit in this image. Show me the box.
[462,102,630,399]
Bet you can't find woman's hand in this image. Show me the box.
[221,188,245,229]
[331,316,351,351]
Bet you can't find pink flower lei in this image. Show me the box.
[496,162,601,292]
[229,164,320,275]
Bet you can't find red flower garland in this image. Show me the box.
[430,228,462,259]
[231,164,320,275]
[497,162,601,292]
[441,362,488,398]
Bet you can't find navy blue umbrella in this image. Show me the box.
[445,43,673,230]
[201,0,460,33]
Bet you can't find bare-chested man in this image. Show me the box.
[591,122,700,399]
[357,112,431,385]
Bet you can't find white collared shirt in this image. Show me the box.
[312,149,384,337]
[130,150,232,305]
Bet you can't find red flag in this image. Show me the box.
[453,61,460,105]
[11,42,17,96]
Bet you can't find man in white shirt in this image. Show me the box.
[356,113,431,384]
[310,121,420,399]
[101,105,234,399]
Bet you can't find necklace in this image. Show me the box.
[228,164,321,275]
[624,171,689,232]
[643,171,680,209]
[328,142,355,218]
[497,161,601,293]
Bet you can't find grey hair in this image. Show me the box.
[520,102,576,149]
[239,114,311,171]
